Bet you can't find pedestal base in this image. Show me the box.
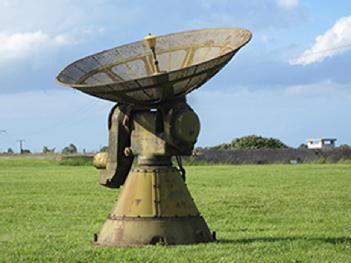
[94,166,214,246]
[95,216,213,246]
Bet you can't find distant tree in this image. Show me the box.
[298,143,308,149]
[21,149,31,154]
[7,148,14,154]
[210,135,288,150]
[339,144,350,149]
[42,146,55,154]
[100,146,108,152]
[62,144,78,154]
[231,135,288,149]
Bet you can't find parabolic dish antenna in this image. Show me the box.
[57,28,251,105]
[57,28,252,247]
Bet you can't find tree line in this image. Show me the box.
[2,135,351,154]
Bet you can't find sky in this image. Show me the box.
[0,0,351,152]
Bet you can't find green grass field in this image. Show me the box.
[0,158,350,262]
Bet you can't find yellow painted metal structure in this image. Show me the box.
[93,152,107,169]
[96,167,212,246]
[112,167,199,217]
[94,105,214,246]
[57,28,252,247]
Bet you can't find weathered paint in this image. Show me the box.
[95,167,212,246]
[56,28,252,105]
[57,28,252,247]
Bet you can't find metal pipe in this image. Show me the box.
[144,33,161,74]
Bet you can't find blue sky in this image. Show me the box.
[0,0,351,152]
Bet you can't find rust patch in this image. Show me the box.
[134,199,142,206]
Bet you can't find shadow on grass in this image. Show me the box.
[219,236,351,244]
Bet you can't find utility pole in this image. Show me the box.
[17,139,25,153]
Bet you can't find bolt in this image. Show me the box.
[124,147,133,157]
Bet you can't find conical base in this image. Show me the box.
[95,166,214,246]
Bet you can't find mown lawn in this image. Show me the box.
[0,158,350,262]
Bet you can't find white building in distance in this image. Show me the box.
[307,138,337,150]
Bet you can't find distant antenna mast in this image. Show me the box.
[17,139,25,153]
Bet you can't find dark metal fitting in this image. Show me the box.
[124,147,133,157]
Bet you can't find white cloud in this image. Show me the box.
[0,31,71,64]
[291,16,351,65]
[284,80,351,98]
[276,0,299,10]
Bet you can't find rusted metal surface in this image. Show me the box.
[98,105,134,188]
[95,167,213,246]
[92,100,214,246]
[111,167,199,217]
[57,28,252,247]
[95,216,213,246]
[57,28,252,105]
